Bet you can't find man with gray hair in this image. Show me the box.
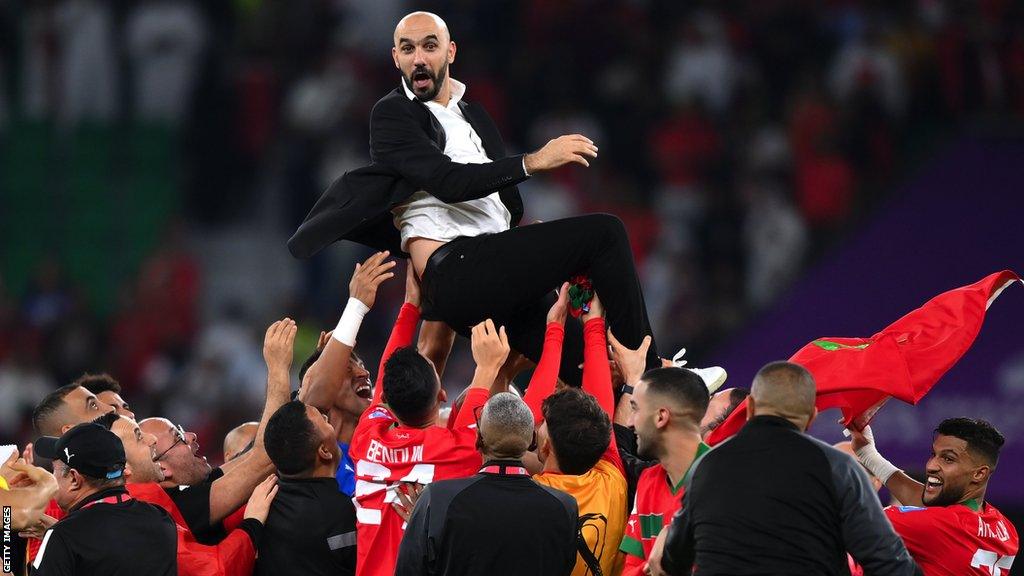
[395,392,579,576]
[654,361,922,576]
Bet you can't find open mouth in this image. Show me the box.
[412,70,432,90]
[355,380,373,400]
[925,475,943,494]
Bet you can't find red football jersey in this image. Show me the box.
[886,501,1018,576]
[619,444,710,576]
[350,388,488,576]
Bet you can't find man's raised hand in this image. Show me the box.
[524,134,598,173]
[546,282,570,325]
[581,291,605,322]
[350,251,397,309]
[243,475,280,524]
[471,319,510,371]
[263,318,297,375]
[608,329,652,388]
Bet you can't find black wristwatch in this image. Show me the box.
[621,384,635,395]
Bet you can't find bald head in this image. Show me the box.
[478,393,535,460]
[223,422,259,462]
[750,361,817,430]
[392,12,456,103]
[394,11,450,45]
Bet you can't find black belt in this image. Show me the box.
[425,236,469,273]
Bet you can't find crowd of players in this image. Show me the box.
[1,251,1018,576]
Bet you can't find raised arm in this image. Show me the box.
[208,319,294,524]
[849,425,925,507]
[523,283,568,423]
[580,293,624,472]
[301,252,397,412]
[450,319,511,429]
[373,266,422,408]
[370,99,528,203]
[581,294,615,417]
[370,98,597,204]
[608,329,652,427]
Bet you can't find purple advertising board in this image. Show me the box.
[709,136,1024,505]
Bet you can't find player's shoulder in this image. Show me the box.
[637,462,666,486]
[360,405,397,427]
[594,458,628,485]
[371,87,412,118]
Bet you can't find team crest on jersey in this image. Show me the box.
[368,407,391,420]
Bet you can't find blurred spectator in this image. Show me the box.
[22,260,73,332]
[54,0,119,124]
[0,342,54,437]
[3,0,1024,471]
[664,11,741,115]
[126,0,208,124]
[828,21,907,119]
[741,181,807,310]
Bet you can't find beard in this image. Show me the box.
[404,61,448,102]
[923,482,965,507]
[636,434,658,461]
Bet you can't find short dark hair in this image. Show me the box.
[936,418,1005,468]
[382,347,438,424]
[641,367,710,424]
[265,400,320,475]
[727,387,750,415]
[299,348,363,385]
[542,388,610,475]
[74,373,121,395]
[32,384,81,435]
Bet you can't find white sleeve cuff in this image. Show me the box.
[332,298,370,347]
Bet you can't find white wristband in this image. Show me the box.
[853,427,899,483]
[332,298,370,347]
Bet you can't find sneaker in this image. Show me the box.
[686,366,727,394]
[670,348,727,393]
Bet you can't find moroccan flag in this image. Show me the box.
[706,270,1021,446]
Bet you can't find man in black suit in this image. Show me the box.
[290,11,659,384]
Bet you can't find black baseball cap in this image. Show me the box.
[35,422,126,480]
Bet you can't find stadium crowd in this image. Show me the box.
[4,0,1024,452]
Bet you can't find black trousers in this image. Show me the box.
[420,213,660,385]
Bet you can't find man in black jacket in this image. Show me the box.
[256,400,356,576]
[655,361,921,576]
[395,392,578,576]
[289,11,665,384]
[30,423,177,575]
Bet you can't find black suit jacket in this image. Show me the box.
[288,86,528,258]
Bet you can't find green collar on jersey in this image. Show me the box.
[962,498,983,512]
[670,442,711,495]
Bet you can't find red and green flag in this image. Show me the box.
[706,270,1021,446]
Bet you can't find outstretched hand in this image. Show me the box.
[581,291,604,322]
[263,318,297,374]
[244,475,280,524]
[546,283,570,325]
[608,329,652,387]
[524,134,599,172]
[350,251,397,309]
[471,319,510,372]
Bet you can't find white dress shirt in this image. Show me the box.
[391,78,514,251]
